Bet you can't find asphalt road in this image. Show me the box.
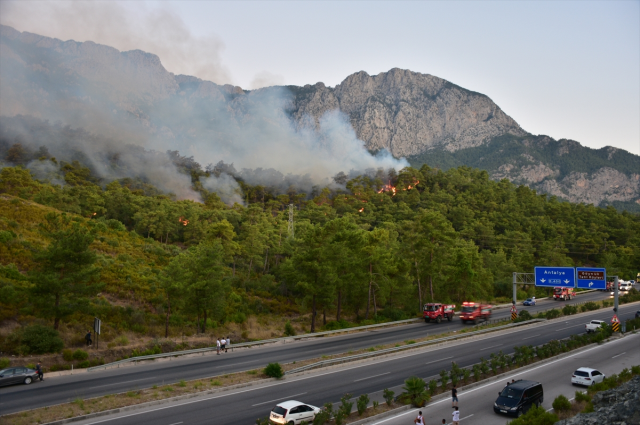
[0,291,616,415]
[375,328,640,425]
[57,301,638,425]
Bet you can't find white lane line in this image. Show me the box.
[461,414,474,421]
[354,372,390,382]
[89,378,154,389]
[555,324,585,332]
[370,334,638,425]
[252,392,307,407]
[480,344,503,351]
[168,422,183,425]
[521,334,541,340]
[425,356,453,365]
[612,352,626,359]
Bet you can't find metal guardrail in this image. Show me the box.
[284,319,546,375]
[87,317,422,372]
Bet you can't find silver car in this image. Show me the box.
[0,367,39,387]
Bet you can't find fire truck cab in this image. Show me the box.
[553,287,576,301]
[423,303,455,324]
[459,302,492,324]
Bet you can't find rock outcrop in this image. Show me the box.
[555,375,640,425]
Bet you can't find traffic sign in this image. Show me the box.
[534,266,575,288]
[576,267,606,290]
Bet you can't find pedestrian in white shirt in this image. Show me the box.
[452,406,460,425]
[225,336,230,353]
[220,337,226,353]
[216,338,221,355]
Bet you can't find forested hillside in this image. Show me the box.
[1,160,639,355]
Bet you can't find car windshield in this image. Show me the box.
[574,370,589,377]
[554,288,563,293]
[424,305,439,311]
[526,299,532,302]
[500,387,523,399]
[461,306,476,313]
[272,406,287,416]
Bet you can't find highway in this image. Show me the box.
[375,327,640,425]
[0,291,615,415]
[55,301,637,425]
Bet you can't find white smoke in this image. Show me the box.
[201,172,245,206]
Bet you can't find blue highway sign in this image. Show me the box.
[534,266,575,288]
[576,267,606,290]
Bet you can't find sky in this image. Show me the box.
[1,0,639,155]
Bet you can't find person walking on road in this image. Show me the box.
[413,410,424,424]
[451,385,458,407]
[85,331,92,347]
[216,338,221,355]
[452,406,460,425]
[36,362,43,381]
[225,336,230,353]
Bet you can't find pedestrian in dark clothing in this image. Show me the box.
[85,331,92,347]
[36,362,43,381]
[452,385,458,407]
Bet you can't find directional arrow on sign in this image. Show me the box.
[589,282,594,287]
[540,279,546,284]
[564,279,570,284]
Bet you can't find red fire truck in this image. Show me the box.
[553,287,576,301]
[459,302,492,324]
[423,303,455,324]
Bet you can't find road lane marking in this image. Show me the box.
[89,378,154,389]
[480,344,503,351]
[354,372,390,382]
[425,356,453,365]
[612,352,626,359]
[370,334,638,425]
[555,324,586,331]
[461,414,474,421]
[521,334,541,340]
[168,422,183,425]
[252,392,307,406]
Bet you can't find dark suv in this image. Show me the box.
[494,380,544,417]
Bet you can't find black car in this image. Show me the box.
[494,380,544,417]
[635,310,640,319]
[0,367,39,387]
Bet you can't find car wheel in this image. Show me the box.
[516,409,523,417]
[591,381,596,386]
[424,318,429,323]
[447,314,452,322]
[287,421,294,425]
[24,376,32,385]
[436,316,442,324]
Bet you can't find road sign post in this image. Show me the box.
[511,303,517,321]
[611,314,620,332]
[576,267,606,290]
[94,317,101,349]
[534,267,575,288]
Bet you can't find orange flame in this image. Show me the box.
[178,216,189,226]
[358,208,364,213]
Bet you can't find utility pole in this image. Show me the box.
[288,204,294,239]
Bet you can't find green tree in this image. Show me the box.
[28,213,102,329]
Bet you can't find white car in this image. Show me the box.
[270,400,321,424]
[572,367,605,386]
[585,320,605,333]
[620,282,632,292]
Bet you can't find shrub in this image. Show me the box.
[462,368,471,384]
[73,349,89,360]
[312,404,331,425]
[333,410,346,425]
[552,394,571,411]
[0,358,9,369]
[545,309,561,320]
[517,310,532,321]
[562,305,578,316]
[372,400,379,410]
[575,391,590,403]
[284,321,296,337]
[439,369,449,390]
[472,364,482,381]
[339,393,353,416]
[403,376,427,407]
[77,360,90,368]
[584,302,600,311]
[263,363,283,379]
[507,405,558,425]
[19,325,64,354]
[428,379,438,395]
[62,349,74,362]
[356,393,369,415]
[383,388,395,406]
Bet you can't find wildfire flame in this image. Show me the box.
[358,208,364,213]
[178,216,189,226]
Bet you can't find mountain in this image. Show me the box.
[1,24,639,210]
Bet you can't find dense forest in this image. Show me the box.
[1,152,639,354]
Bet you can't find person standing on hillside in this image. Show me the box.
[85,331,92,347]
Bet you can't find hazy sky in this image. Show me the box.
[1,1,639,155]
